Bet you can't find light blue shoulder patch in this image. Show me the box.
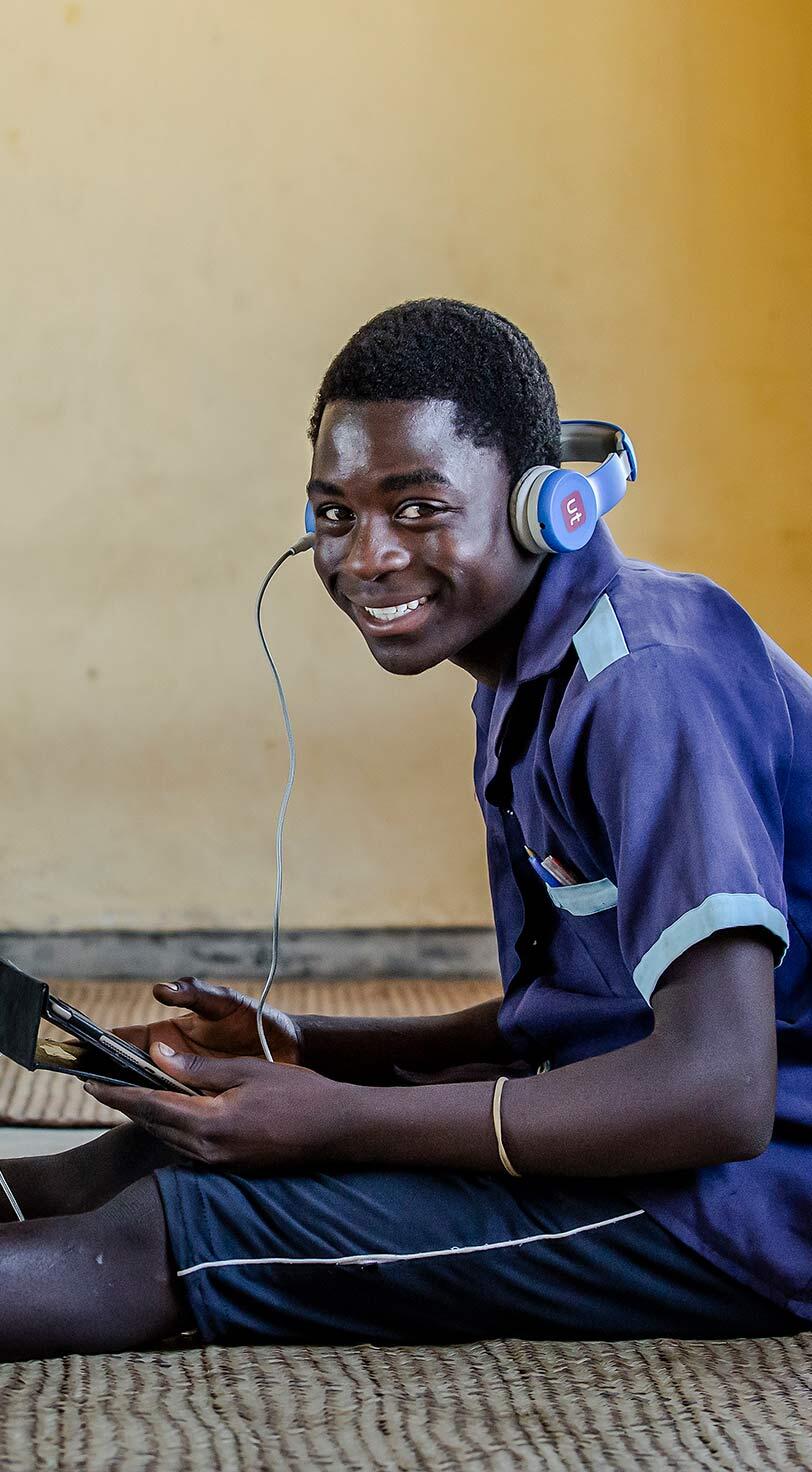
[573,594,629,681]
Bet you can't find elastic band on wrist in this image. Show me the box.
[492,1075,521,1178]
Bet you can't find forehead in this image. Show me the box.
[312,399,505,487]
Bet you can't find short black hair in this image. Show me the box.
[309,298,561,483]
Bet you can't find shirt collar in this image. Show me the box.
[511,520,626,683]
[473,523,627,788]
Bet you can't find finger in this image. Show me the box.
[84,1078,212,1137]
[84,1084,208,1161]
[113,1016,190,1053]
[149,1043,267,1093]
[111,981,196,1050]
[112,1021,153,1052]
[154,978,252,1022]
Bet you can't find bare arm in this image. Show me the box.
[293,997,507,1083]
[332,931,777,1174]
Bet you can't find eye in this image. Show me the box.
[396,501,444,521]
[316,504,353,525]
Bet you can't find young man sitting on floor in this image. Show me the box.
[0,298,809,1357]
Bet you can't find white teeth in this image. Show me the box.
[364,597,429,623]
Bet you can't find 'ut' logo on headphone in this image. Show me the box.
[562,490,586,531]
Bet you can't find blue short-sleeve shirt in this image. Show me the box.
[473,522,812,1317]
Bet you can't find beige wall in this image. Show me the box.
[2,0,810,930]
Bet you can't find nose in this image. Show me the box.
[341,512,410,582]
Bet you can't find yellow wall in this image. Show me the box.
[2,0,810,929]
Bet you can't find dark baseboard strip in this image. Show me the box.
[0,929,500,982]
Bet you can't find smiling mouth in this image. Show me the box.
[363,596,431,624]
[349,593,436,636]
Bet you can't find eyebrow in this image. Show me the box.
[306,468,452,498]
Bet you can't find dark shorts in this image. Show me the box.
[156,1165,802,1346]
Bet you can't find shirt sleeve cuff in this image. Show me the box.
[632,892,789,1003]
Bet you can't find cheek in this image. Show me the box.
[447,522,524,591]
[443,499,518,576]
[458,543,536,627]
[313,541,341,593]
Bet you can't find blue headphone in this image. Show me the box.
[305,418,637,553]
[509,420,637,555]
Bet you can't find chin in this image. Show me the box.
[366,639,448,677]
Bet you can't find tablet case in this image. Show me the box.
[0,956,196,1091]
[0,960,50,1071]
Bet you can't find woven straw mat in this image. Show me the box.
[0,1335,810,1471]
[0,978,497,1128]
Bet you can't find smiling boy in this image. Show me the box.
[0,298,809,1356]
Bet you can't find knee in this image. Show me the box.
[60,1176,185,1351]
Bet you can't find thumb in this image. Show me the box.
[154,977,250,1022]
[150,1042,264,1093]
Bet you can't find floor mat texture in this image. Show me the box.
[0,1335,809,1471]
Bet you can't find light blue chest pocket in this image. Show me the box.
[522,842,618,915]
[546,878,618,916]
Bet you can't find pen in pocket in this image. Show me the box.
[525,847,582,888]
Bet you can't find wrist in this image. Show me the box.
[289,1014,380,1081]
[255,1005,304,1065]
[288,1013,309,1067]
[312,1080,373,1164]
[327,1080,500,1172]
[320,1082,384,1165]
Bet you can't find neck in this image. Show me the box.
[451,572,541,688]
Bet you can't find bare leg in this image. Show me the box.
[0,1124,181,1221]
[0,1173,186,1359]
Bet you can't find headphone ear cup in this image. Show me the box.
[510,468,599,555]
[509,467,557,553]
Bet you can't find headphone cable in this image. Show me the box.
[253,534,314,1062]
[0,1169,25,1222]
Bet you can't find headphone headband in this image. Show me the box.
[560,420,638,484]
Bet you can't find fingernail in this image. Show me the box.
[161,983,181,992]
[156,1042,175,1058]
